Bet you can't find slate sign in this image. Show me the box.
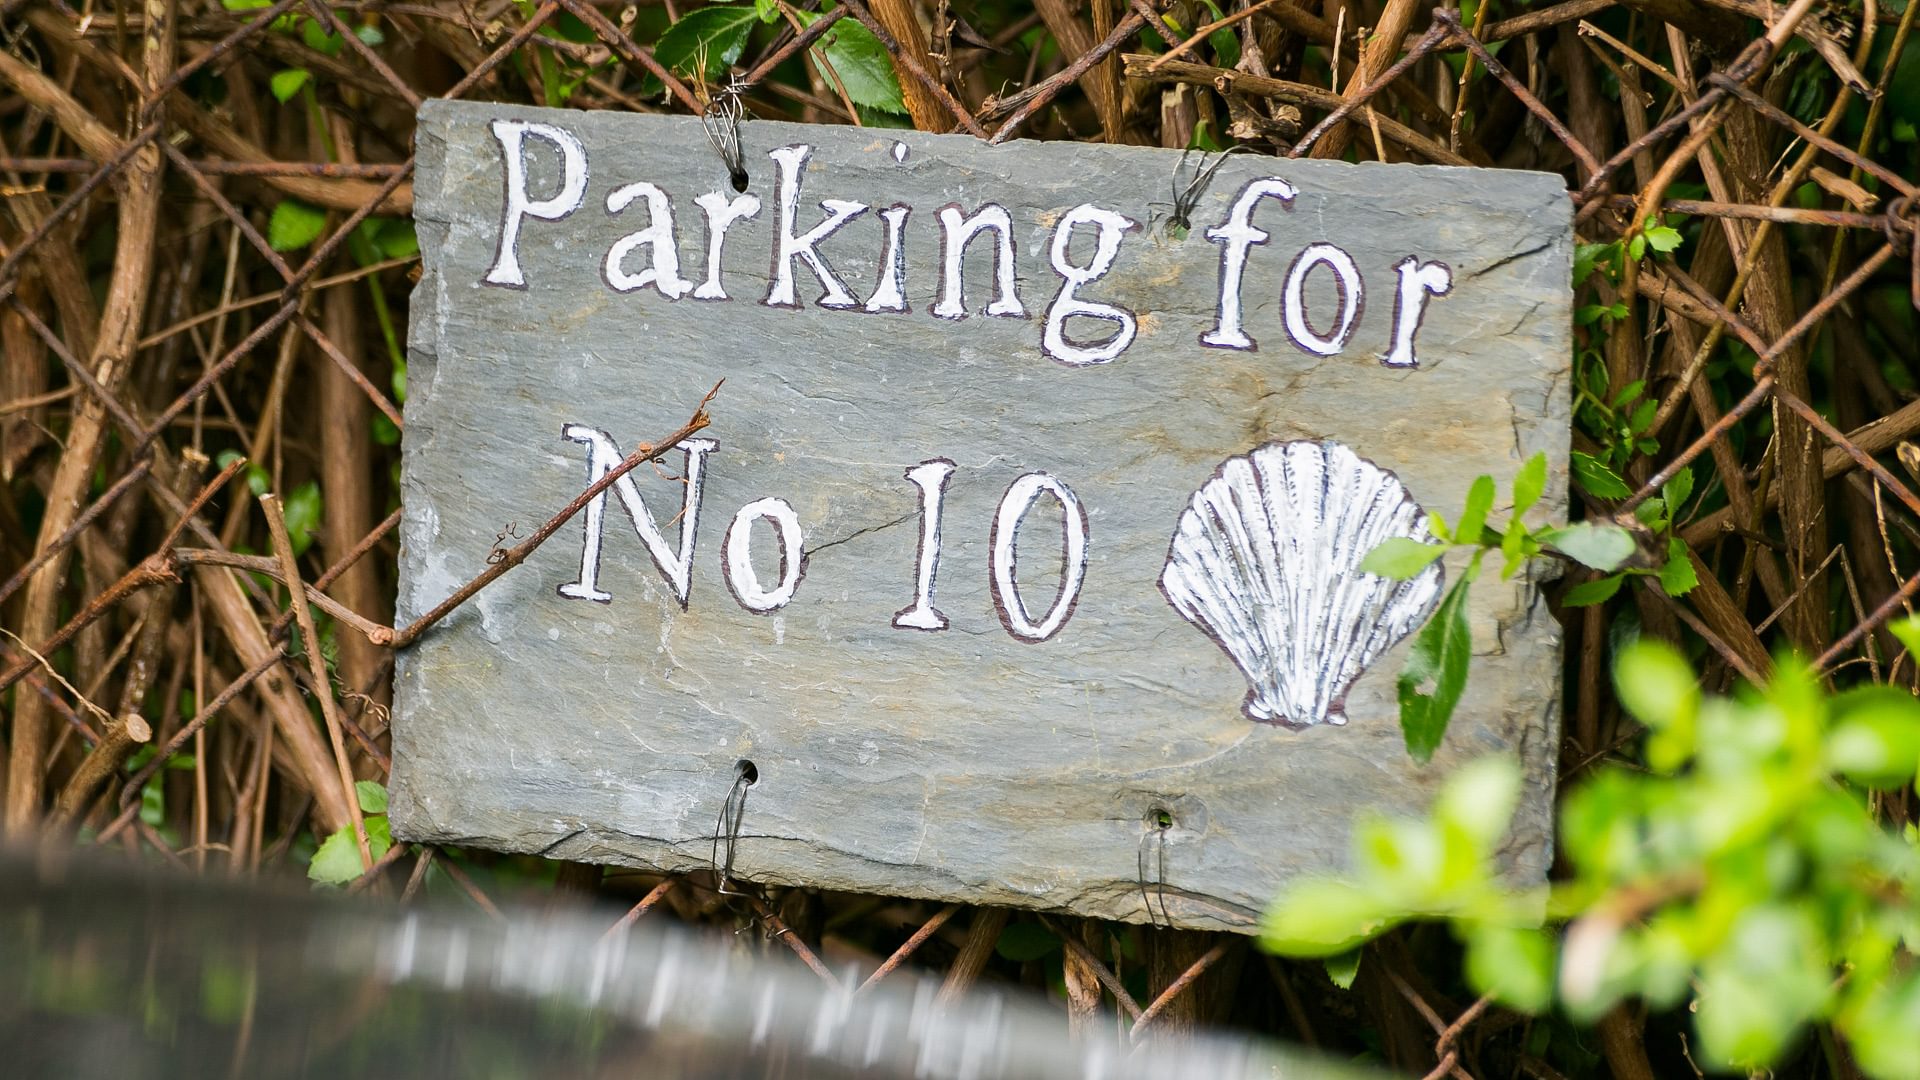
[393,99,1572,933]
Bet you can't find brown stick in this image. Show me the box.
[1310,0,1424,161]
[1043,914,1144,1019]
[1125,55,1473,166]
[937,907,1010,1004]
[992,12,1148,144]
[2,4,172,832]
[600,878,679,941]
[0,456,151,610]
[866,0,951,132]
[47,713,152,829]
[858,903,961,992]
[262,494,371,869]
[1132,939,1231,1040]
[391,383,720,649]
[1061,920,1106,1035]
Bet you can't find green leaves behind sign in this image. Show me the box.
[355,780,388,814]
[1323,948,1362,989]
[1570,450,1631,499]
[994,921,1062,962]
[270,68,311,103]
[268,199,328,252]
[653,5,759,86]
[1658,536,1698,596]
[309,783,394,885]
[282,480,323,557]
[1543,521,1635,572]
[796,11,908,114]
[1398,559,1478,764]
[308,815,393,884]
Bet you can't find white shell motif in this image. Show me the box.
[1158,440,1443,729]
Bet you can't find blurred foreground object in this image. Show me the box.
[0,849,1372,1079]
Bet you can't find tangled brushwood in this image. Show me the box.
[2,0,1918,1077]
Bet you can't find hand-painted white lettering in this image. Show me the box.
[557,428,717,607]
[691,191,761,301]
[765,145,869,309]
[1381,256,1453,368]
[989,472,1088,643]
[485,120,588,289]
[933,204,1026,320]
[1041,204,1139,366]
[603,182,693,298]
[1282,243,1363,356]
[1200,178,1298,350]
[864,205,911,313]
[723,497,805,613]
[892,459,957,631]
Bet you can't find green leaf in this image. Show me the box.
[654,6,759,84]
[300,17,344,57]
[308,827,362,884]
[1571,451,1631,499]
[806,15,908,114]
[308,816,394,884]
[1563,573,1625,607]
[994,921,1061,962]
[1467,924,1553,1012]
[354,24,385,48]
[1433,756,1522,849]
[1324,948,1362,990]
[1544,522,1636,572]
[1512,452,1548,516]
[368,217,418,260]
[1888,615,1920,659]
[270,68,311,103]
[268,199,328,252]
[283,480,323,556]
[355,780,388,814]
[1827,686,1920,789]
[1613,638,1698,732]
[1456,475,1495,545]
[1262,879,1397,956]
[1398,571,1475,764]
[1361,537,1448,580]
[1627,398,1657,436]
[1662,465,1693,518]
[1657,537,1698,596]
[371,413,400,446]
[1643,222,1684,255]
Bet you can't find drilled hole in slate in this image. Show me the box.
[730,168,749,194]
[1146,806,1174,831]
[735,759,759,785]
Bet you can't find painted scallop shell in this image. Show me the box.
[1158,440,1443,728]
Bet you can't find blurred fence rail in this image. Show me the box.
[1,0,1917,1075]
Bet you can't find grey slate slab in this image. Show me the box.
[392,100,1571,933]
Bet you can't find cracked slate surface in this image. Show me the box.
[391,101,1572,933]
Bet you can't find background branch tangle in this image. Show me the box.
[1,0,1918,1075]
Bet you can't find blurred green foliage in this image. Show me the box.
[1263,638,1920,1077]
